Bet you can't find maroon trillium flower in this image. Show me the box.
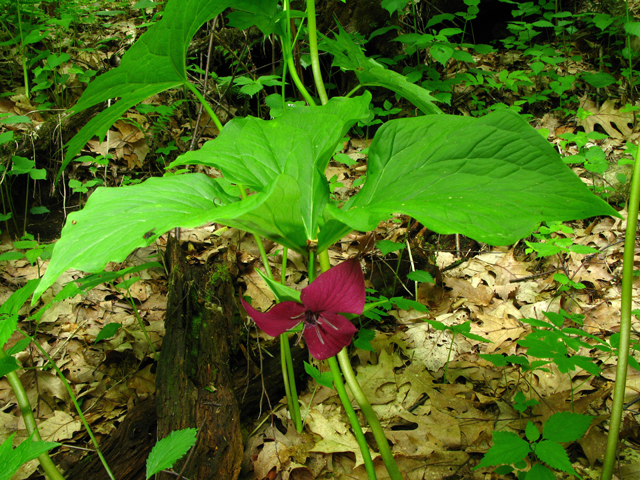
[241,258,365,360]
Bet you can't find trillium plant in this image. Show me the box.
[28,0,619,478]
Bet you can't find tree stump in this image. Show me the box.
[155,236,243,480]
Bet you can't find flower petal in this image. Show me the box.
[241,298,306,337]
[303,312,357,360]
[301,258,365,315]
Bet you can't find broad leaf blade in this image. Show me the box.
[34,174,312,302]
[62,0,232,168]
[146,428,197,479]
[329,110,619,245]
[171,95,371,239]
[34,174,239,301]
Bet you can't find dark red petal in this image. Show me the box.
[240,297,306,337]
[303,312,357,360]
[301,258,365,315]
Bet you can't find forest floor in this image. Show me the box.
[1,1,640,480]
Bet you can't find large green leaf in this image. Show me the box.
[319,26,441,115]
[327,110,619,245]
[62,0,233,170]
[33,173,312,302]
[170,94,371,239]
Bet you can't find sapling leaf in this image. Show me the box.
[376,240,406,256]
[146,428,197,479]
[526,463,556,480]
[328,110,618,247]
[0,434,60,480]
[525,421,540,442]
[534,440,581,478]
[473,431,530,469]
[543,412,594,443]
[0,356,20,378]
[406,270,434,283]
[304,361,334,388]
[95,323,121,343]
[354,328,376,352]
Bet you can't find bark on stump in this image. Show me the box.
[155,237,242,480]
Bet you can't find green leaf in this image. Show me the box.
[582,72,616,88]
[33,173,318,302]
[304,361,334,388]
[146,428,197,479]
[319,26,441,114]
[95,323,121,343]
[34,174,237,301]
[381,0,409,14]
[543,412,593,443]
[0,356,20,378]
[479,353,508,367]
[525,421,540,442]
[328,110,618,246]
[0,434,60,480]
[62,0,233,172]
[407,270,434,284]
[376,240,406,256]
[354,328,376,351]
[0,314,18,349]
[534,440,581,478]
[226,0,283,36]
[525,463,556,480]
[256,269,302,304]
[473,431,530,470]
[171,95,371,241]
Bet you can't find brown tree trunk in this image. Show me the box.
[154,236,243,480]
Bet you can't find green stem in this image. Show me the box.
[601,140,640,480]
[327,356,377,480]
[308,252,316,282]
[306,0,327,105]
[185,81,223,132]
[281,246,288,285]
[282,0,316,106]
[337,348,403,480]
[280,334,302,432]
[19,333,116,480]
[124,284,158,360]
[0,348,64,480]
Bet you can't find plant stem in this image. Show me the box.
[306,0,327,105]
[185,81,223,132]
[327,356,377,480]
[0,348,64,480]
[280,334,302,432]
[337,348,404,480]
[124,284,158,360]
[281,246,288,285]
[282,0,316,106]
[601,140,640,480]
[19,332,116,480]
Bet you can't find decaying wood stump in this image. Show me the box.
[62,237,308,480]
[155,236,243,480]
